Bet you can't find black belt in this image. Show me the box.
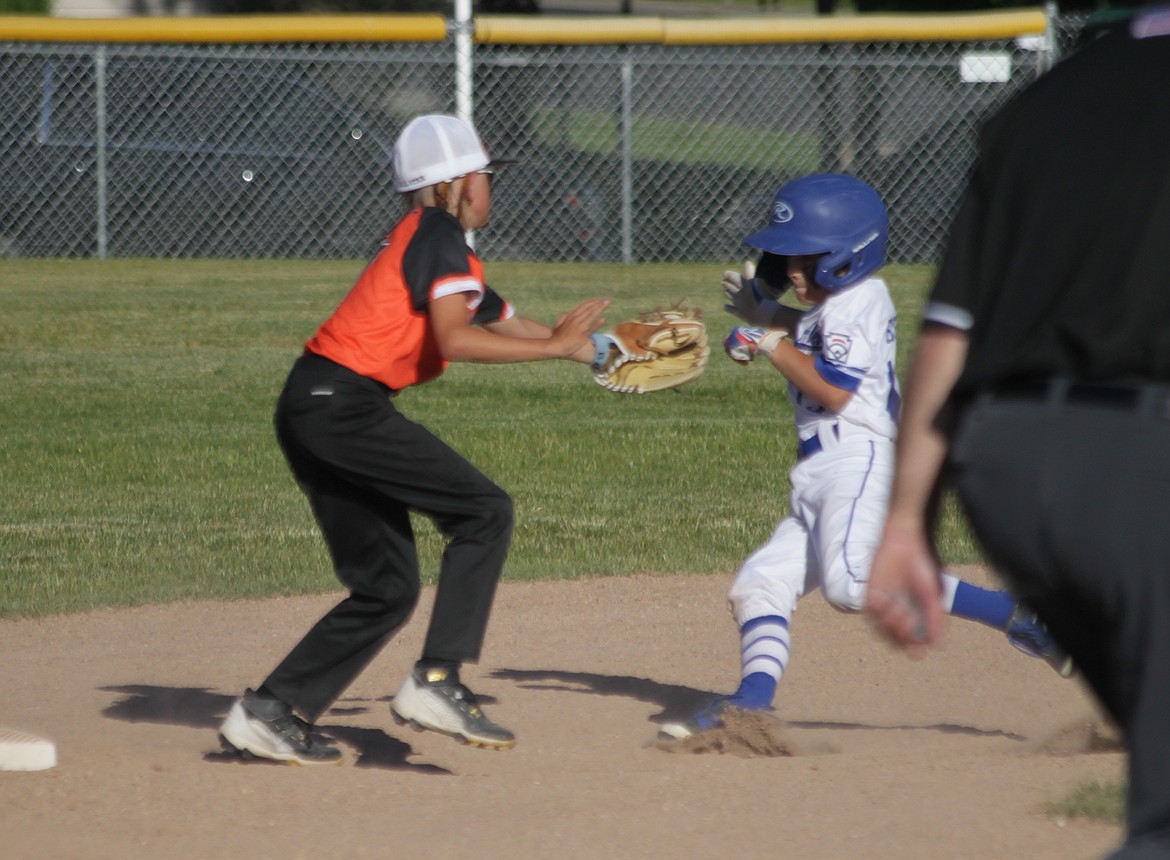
[981,379,1170,418]
[297,351,397,398]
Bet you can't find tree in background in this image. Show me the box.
[187,0,1143,16]
[0,0,50,10]
[850,0,1136,10]
[207,0,536,13]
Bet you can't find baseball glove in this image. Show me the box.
[590,302,709,394]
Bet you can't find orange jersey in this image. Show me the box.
[306,207,511,391]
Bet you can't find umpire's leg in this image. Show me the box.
[952,395,1170,856]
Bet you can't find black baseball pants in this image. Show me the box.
[949,381,1170,858]
[261,353,513,723]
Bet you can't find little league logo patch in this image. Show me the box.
[825,332,853,362]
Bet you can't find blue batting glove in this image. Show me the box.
[589,332,617,372]
[724,326,765,364]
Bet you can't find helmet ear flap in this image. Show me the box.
[814,224,888,291]
[815,247,854,291]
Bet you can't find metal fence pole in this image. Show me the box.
[620,51,633,265]
[454,0,473,123]
[453,0,475,247]
[1041,1,1058,71]
[94,44,108,260]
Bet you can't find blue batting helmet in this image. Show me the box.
[743,173,888,291]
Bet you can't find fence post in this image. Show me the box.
[620,51,633,265]
[452,0,475,247]
[453,0,474,123]
[1040,2,1058,72]
[94,44,109,260]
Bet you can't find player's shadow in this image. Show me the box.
[490,667,710,726]
[98,684,451,772]
[490,668,1027,741]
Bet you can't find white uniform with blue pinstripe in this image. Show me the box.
[728,276,900,683]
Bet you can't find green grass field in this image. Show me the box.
[1,258,978,620]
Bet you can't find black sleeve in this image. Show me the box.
[471,286,509,326]
[402,208,475,313]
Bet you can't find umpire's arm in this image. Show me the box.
[864,322,969,654]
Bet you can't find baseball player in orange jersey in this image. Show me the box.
[661,174,1070,740]
[218,114,609,764]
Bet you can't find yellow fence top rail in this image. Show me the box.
[0,8,1047,45]
[0,14,448,43]
[476,9,1048,44]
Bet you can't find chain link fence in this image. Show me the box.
[0,12,1090,263]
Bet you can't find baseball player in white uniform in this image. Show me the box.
[660,174,1070,739]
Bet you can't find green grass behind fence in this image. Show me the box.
[533,110,823,175]
[0,258,981,619]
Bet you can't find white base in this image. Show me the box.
[0,729,58,772]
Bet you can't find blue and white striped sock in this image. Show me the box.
[731,615,788,709]
[941,573,1015,630]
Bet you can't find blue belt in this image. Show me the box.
[797,424,839,460]
[797,435,823,460]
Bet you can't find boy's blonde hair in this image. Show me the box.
[404,178,463,216]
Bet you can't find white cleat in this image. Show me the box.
[391,666,516,750]
[218,690,342,766]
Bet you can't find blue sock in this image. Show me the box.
[949,580,1014,630]
[729,672,777,710]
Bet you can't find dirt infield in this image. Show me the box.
[0,567,1124,860]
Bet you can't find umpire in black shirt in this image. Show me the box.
[864,6,1170,858]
